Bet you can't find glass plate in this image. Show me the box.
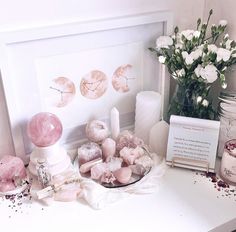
[101,167,151,188]
[73,156,151,188]
[0,180,29,196]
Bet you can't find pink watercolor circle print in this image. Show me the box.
[80,70,108,99]
[27,112,63,147]
[49,77,76,107]
[112,64,135,93]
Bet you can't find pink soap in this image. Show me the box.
[27,112,62,147]
[0,155,26,181]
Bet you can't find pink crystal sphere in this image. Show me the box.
[27,112,63,147]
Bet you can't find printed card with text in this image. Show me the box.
[166,115,220,172]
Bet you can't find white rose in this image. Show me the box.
[176,69,185,77]
[175,48,180,54]
[156,36,173,49]
[197,96,202,103]
[216,48,231,62]
[193,31,201,38]
[224,34,229,39]
[194,65,202,77]
[208,44,218,53]
[199,64,218,83]
[222,66,227,72]
[225,39,233,50]
[181,51,188,59]
[181,30,195,40]
[182,51,194,65]
[182,49,201,65]
[232,51,236,58]
[222,82,227,89]
[197,44,204,50]
[202,99,209,107]
[159,56,166,64]
[192,48,202,60]
[181,30,200,41]
[175,43,183,49]
[219,20,227,26]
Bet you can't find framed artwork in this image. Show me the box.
[0,11,172,163]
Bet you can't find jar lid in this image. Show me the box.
[220,91,236,99]
[219,91,236,105]
[219,102,236,117]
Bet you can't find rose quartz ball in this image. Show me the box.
[27,112,62,147]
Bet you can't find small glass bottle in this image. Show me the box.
[36,158,51,188]
[220,139,236,185]
[218,91,236,157]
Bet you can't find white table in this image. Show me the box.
[1,159,236,232]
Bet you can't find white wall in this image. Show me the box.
[0,0,206,157]
[0,0,205,29]
[204,0,236,90]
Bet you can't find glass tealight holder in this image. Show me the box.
[220,139,236,185]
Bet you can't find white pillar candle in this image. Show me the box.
[110,107,120,140]
[149,120,169,158]
[134,91,161,144]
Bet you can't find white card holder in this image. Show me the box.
[166,115,220,172]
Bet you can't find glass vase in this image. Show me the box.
[168,79,216,121]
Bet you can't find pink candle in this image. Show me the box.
[220,139,236,185]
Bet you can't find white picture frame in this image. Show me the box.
[0,11,172,163]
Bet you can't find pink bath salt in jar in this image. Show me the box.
[220,139,236,185]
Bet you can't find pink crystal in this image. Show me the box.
[0,155,26,181]
[106,157,122,172]
[79,158,103,174]
[53,183,81,202]
[116,130,144,152]
[0,155,26,193]
[113,167,132,184]
[129,164,147,176]
[0,181,16,192]
[27,112,62,147]
[135,155,153,169]
[101,138,116,161]
[90,162,108,180]
[119,146,144,165]
[100,171,116,184]
[90,157,122,180]
[78,142,102,166]
[86,120,109,143]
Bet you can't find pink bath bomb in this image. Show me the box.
[27,112,62,147]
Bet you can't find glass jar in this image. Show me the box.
[218,91,236,157]
[220,139,236,185]
[36,158,51,188]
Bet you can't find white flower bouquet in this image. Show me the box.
[150,9,236,120]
